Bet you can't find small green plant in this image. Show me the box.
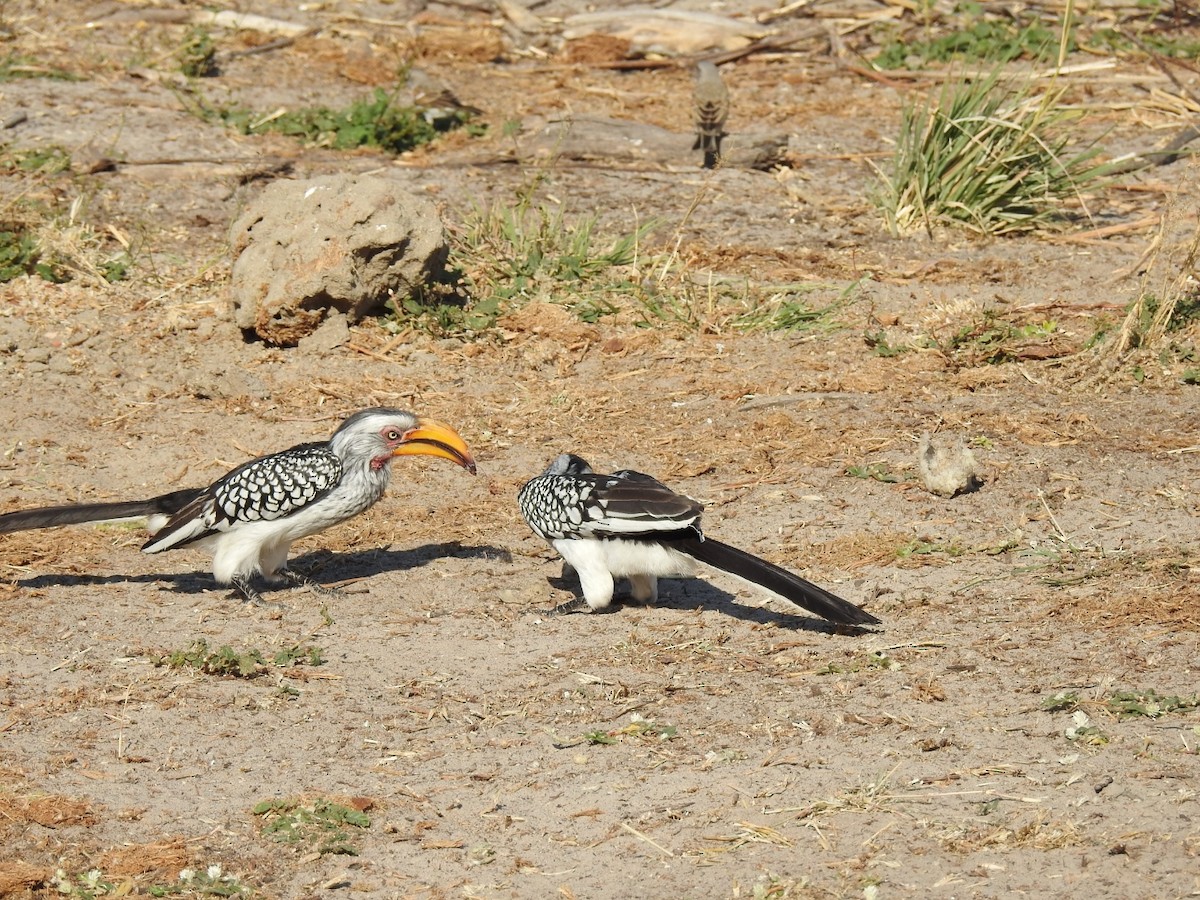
[815,651,893,675]
[935,310,1064,365]
[149,863,251,897]
[864,328,913,357]
[253,797,371,856]
[1106,689,1199,720]
[152,639,323,678]
[0,228,64,283]
[1042,690,1080,712]
[844,462,901,483]
[897,539,964,558]
[874,70,1108,236]
[1066,724,1109,746]
[51,868,115,899]
[584,714,678,745]
[178,27,218,78]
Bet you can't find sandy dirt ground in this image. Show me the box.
[1,1,1199,898]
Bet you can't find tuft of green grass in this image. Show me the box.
[874,70,1108,237]
[395,198,657,335]
[253,797,370,856]
[458,201,653,308]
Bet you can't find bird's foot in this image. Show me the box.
[279,567,342,598]
[536,596,592,616]
[231,575,285,608]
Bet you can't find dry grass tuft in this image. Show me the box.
[0,791,98,827]
[938,810,1086,853]
[98,838,190,878]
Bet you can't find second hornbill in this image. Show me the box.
[518,453,880,627]
[0,408,476,604]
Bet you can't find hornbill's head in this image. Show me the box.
[333,408,477,474]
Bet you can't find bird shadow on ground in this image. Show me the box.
[15,542,511,598]
[296,541,511,582]
[545,573,876,635]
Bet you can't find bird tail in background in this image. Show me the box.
[0,487,203,535]
[674,536,881,627]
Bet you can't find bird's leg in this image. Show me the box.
[279,567,341,597]
[537,595,591,616]
[231,573,272,606]
[627,574,658,605]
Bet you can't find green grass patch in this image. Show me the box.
[874,70,1108,237]
[394,198,657,335]
[253,797,371,856]
[189,84,476,155]
[0,52,80,81]
[874,9,1061,69]
[151,639,324,678]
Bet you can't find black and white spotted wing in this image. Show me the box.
[518,453,702,542]
[143,442,342,551]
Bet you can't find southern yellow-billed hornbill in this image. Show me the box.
[0,408,476,604]
[518,453,880,627]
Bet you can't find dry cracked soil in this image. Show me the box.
[1,1,1199,898]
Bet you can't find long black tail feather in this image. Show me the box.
[674,536,881,627]
[0,488,203,535]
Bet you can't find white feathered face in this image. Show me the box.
[332,408,476,473]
